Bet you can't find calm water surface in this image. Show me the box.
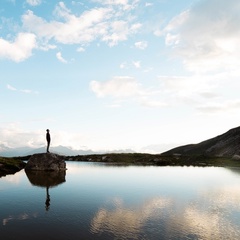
[1,162,240,240]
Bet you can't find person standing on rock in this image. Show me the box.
[46,129,51,153]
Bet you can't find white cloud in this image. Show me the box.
[26,0,41,6]
[134,41,148,50]
[7,84,17,91]
[0,124,43,148]
[145,2,153,7]
[162,0,240,73]
[91,72,240,112]
[139,97,167,108]
[77,47,85,52]
[157,74,221,108]
[120,61,127,69]
[90,76,143,98]
[90,76,167,108]
[157,72,240,115]
[56,51,67,63]
[93,0,128,5]
[102,21,142,47]
[0,33,36,62]
[132,60,141,68]
[196,99,240,115]
[6,84,38,94]
[92,0,139,10]
[22,2,141,47]
[0,123,90,150]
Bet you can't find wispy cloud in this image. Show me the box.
[90,76,143,98]
[7,84,17,91]
[90,76,166,108]
[7,84,38,94]
[145,2,153,7]
[77,47,85,52]
[132,60,141,68]
[92,0,139,10]
[56,51,67,63]
[119,61,142,69]
[26,0,42,6]
[157,73,240,115]
[196,100,240,115]
[120,61,127,69]
[134,41,148,50]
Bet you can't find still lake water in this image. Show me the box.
[1,162,240,240]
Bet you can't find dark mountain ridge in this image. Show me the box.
[161,126,240,158]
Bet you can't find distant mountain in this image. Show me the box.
[0,145,135,157]
[0,145,34,158]
[161,126,240,158]
[24,146,98,156]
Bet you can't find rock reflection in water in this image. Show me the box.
[25,170,66,211]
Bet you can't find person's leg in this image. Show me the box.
[47,141,50,153]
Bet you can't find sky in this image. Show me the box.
[1,0,240,153]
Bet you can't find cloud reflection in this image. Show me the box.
[91,185,240,239]
[3,212,38,226]
[182,206,239,239]
[91,197,171,239]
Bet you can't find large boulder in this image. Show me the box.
[25,153,66,171]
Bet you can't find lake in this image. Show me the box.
[1,162,240,240]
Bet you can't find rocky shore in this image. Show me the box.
[0,153,66,178]
[0,157,26,178]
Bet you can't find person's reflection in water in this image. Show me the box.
[25,170,66,211]
[45,187,50,211]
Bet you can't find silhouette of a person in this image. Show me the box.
[46,129,51,153]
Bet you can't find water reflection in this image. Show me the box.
[1,164,240,239]
[25,170,66,211]
[90,186,240,239]
[91,197,171,239]
[3,212,38,226]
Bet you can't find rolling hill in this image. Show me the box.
[161,126,240,158]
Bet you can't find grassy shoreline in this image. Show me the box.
[0,157,26,178]
[1,153,240,178]
[65,153,240,167]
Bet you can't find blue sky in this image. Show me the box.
[1,0,240,153]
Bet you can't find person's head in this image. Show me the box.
[46,129,50,132]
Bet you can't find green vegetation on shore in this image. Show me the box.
[1,152,240,179]
[0,157,26,178]
[65,153,240,167]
